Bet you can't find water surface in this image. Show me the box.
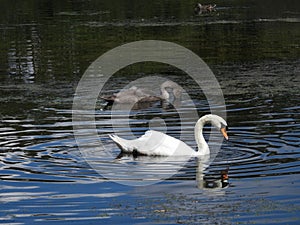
[0,0,300,224]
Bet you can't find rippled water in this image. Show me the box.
[1,0,300,224]
[1,61,300,224]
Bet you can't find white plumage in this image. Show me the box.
[109,114,228,157]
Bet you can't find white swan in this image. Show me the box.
[101,80,183,104]
[109,114,228,157]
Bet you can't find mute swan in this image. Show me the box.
[101,80,183,105]
[109,114,228,157]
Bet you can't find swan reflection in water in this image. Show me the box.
[115,153,229,190]
[109,114,229,189]
[196,156,229,189]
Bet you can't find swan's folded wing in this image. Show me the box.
[110,130,194,156]
[109,130,161,154]
[142,130,194,156]
[138,130,182,156]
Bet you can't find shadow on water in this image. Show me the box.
[0,0,300,224]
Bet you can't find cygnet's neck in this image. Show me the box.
[160,88,170,100]
[194,117,209,155]
[160,81,182,101]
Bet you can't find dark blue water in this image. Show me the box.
[1,0,300,224]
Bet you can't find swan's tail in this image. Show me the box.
[100,95,116,104]
[109,134,134,153]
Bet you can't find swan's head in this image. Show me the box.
[202,114,228,140]
[160,80,183,100]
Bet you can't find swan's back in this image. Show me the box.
[109,130,195,156]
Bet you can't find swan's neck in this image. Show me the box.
[160,87,170,100]
[194,118,209,155]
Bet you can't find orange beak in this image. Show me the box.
[220,127,228,140]
[222,173,228,180]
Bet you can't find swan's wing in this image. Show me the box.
[113,87,153,104]
[134,87,152,98]
[115,86,137,97]
[100,95,116,104]
[109,130,194,156]
[109,131,150,153]
[109,130,162,154]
